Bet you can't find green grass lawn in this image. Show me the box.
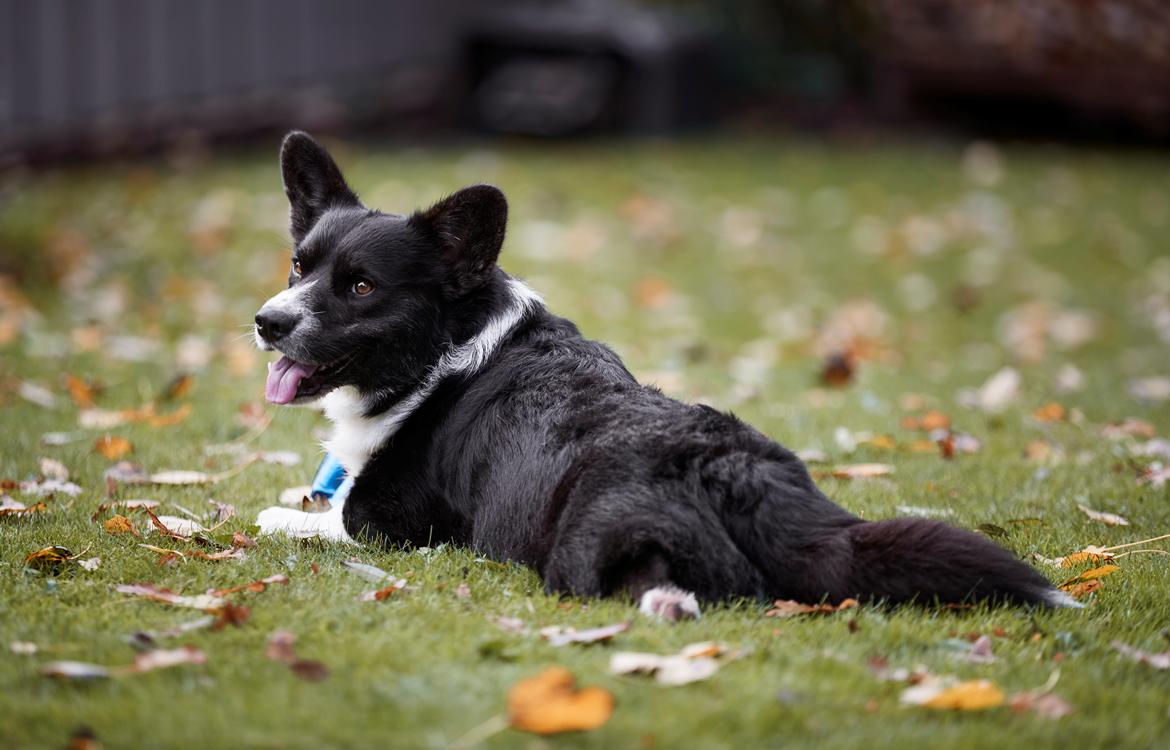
[2,135,1169,749]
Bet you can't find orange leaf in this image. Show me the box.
[148,403,192,427]
[901,410,951,431]
[766,598,858,618]
[104,514,138,536]
[1062,579,1102,599]
[63,374,98,408]
[94,435,133,460]
[1060,564,1119,589]
[1033,402,1066,422]
[1060,550,1114,568]
[923,680,1005,710]
[162,373,195,400]
[827,463,894,480]
[507,667,614,735]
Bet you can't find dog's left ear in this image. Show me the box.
[280,131,361,244]
[412,185,507,295]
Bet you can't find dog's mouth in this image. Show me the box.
[265,355,347,405]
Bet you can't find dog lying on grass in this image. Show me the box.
[254,131,1078,619]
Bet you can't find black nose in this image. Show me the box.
[255,309,300,342]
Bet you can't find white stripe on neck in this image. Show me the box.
[321,277,542,476]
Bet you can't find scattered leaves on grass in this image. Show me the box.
[766,598,858,618]
[1101,418,1156,440]
[103,514,138,537]
[140,544,245,564]
[540,621,630,647]
[1077,504,1130,527]
[900,410,951,431]
[1111,640,1170,670]
[0,495,48,518]
[609,642,743,686]
[41,646,206,680]
[19,478,83,497]
[507,667,614,734]
[207,573,289,597]
[359,579,409,601]
[90,499,158,521]
[265,630,329,682]
[116,583,227,611]
[94,435,133,460]
[24,546,88,572]
[1010,690,1074,720]
[901,679,1005,710]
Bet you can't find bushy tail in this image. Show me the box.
[837,518,1079,608]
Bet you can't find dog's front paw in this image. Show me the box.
[255,505,355,543]
[639,585,701,622]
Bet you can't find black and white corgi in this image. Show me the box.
[254,131,1078,619]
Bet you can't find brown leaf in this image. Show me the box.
[23,545,79,570]
[0,496,48,518]
[766,598,858,618]
[208,573,289,597]
[265,630,330,681]
[231,531,257,548]
[1059,564,1119,589]
[103,515,138,537]
[94,435,133,460]
[1062,579,1102,599]
[359,579,409,601]
[508,667,614,734]
[1101,418,1156,440]
[819,352,855,388]
[162,373,195,401]
[126,646,206,674]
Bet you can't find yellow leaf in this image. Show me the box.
[94,435,133,460]
[104,514,137,536]
[1059,550,1114,568]
[63,374,98,408]
[923,680,1005,710]
[507,667,614,735]
[148,403,192,427]
[1060,564,1119,589]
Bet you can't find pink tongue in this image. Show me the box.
[265,356,319,404]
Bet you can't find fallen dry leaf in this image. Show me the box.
[265,630,329,682]
[39,661,111,680]
[1059,564,1119,589]
[766,598,859,618]
[0,496,48,518]
[162,373,195,401]
[126,646,207,674]
[901,410,951,431]
[1077,504,1130,527]
[541,621,630,647]
[359,579,409,601]
[1010,690,1074,719]
[147,403,192,427]
[103,515,138,537]
[609,642,743,686]
[94,435,133,460]
[902,679,1004,710]
[819,351,855,388]
[63,374,99,408]
[115,583,227,611]
[1101,418,1156,440]
[1129,376,1170,403]
[24,545,84,571]
[208,573,289,597]
[1111,640,1170,670]
[964,367,1020,414]
[1062,579,1102,599]
[507,667,614,734]
[826,464,894,480]
[1033,402,1067,422]
[38,457,69,481]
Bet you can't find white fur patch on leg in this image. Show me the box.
[256,503,355,544]
[639,585,701,622]
[1042,588,1085,609]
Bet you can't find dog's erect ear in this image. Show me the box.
[280,131,361,244]
[412,185,508,295]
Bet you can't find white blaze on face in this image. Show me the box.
[253,279,319,349]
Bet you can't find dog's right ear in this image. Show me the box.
[280,131,361,244]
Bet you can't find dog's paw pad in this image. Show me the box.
[639,586,700,622]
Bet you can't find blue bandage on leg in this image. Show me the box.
[310,453,348,499]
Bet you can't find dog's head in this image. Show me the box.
[254,131,508,406]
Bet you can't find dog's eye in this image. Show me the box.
[352,279,374,296]
[293,261,303,276]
